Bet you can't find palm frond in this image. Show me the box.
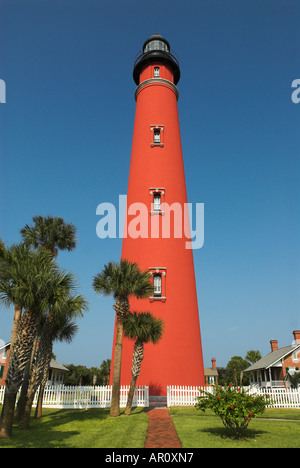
[93,259,153,300]
[20,215,77,257]
[124,311,165,344]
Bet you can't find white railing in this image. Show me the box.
[250,380,288,389]
[0,385,149,409]
[250,387,300,408]
[167,385,300,408]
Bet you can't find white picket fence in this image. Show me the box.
[167,385,300,408]
[0,385,149,409]
[167,386,213,407]
[2,384,299,409]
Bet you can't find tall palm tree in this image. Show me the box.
[123,312,164,415]
[18,277,87,429]
[93,260,153,417]
[0,244,59,438]
[20,215,77,258]
[15,215,77,419]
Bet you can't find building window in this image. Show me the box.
[153,275,162,297]
[0,366,4,379]
[153,193,161,211]
[149,267,166,301]
[150,125,164,146]
[154,67,160,77]
[149,188,165,215]
[153,128,161,144]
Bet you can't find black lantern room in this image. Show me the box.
[133,33,180,86]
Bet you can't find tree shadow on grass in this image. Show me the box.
[41,406,145,425]
[0,409,108,448]
[41,407,111,423]
[199,426,268,441]
[0,407,147,448]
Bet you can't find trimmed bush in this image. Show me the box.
[195,385,270,439]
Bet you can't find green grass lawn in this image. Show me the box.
[0,406,299,448]
[170,407,300,448]
[0,407,149,448]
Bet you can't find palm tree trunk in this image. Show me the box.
[10,304,22,350]
[34,381,45,419]
[0,390,17,438]
[110,318,123,417]
[15,334,38,421]
[110,297,129,417]
[35,342,53,419]
[124,375,138,416]
[0,310,37,438]
[1,303,22,427]
[18,383,36,430]
[19,315,53,429]
[124,340,144,416]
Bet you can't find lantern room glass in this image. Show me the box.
[144,40,169,53]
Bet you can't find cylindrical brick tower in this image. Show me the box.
[111,34,205,396]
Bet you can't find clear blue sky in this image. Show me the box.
[0,0,299,370]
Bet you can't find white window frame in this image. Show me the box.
[149,188,165,215]
[149,267,166,301]
[150,125,164,147]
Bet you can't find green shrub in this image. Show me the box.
[195,385,270,439]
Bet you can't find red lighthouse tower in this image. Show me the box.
[111,34,205,396]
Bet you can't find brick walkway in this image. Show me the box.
[145,408,182,448]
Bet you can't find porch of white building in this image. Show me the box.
[248,367,288,389]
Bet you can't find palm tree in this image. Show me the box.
[123,312,164,415]
[18,276,87,429]
[0,244,59,438]
[92,260,153,417]
[245,350,262,365]
[90,367,99,386]
[15,215,77,420]
[20,215,77,258]
[100,359,111,385]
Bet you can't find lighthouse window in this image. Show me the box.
[153,129,161,144]
[153,193,161,211]
[149,267,166,301]
[153,275,162,297]
[150,125,164,147]
[154,67,160,77]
